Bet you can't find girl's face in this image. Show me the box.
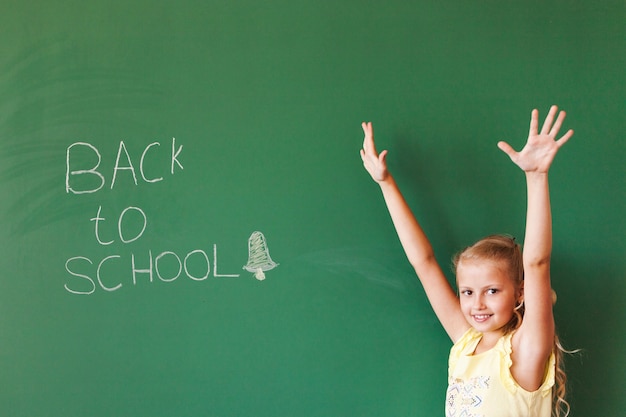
[456,259,520,336]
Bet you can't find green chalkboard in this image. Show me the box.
[1,1,624,416]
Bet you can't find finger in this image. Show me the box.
[361,121,370,143]
[497,141,517,158]
[362,121,373,135]
[361,121,378,155]
[379,149,388,165]
[361,121,371,134]
[540,105,558,135]
[361,122,370,152]
[529,109,539,137]
[556,129,574,147]
[549,110,567,137]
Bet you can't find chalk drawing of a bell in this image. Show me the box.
[243,231,279,281]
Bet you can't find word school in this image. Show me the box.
[64,244,242,295]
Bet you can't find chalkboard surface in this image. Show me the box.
[1,1,624,416]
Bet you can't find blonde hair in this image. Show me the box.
[452,234,574,417]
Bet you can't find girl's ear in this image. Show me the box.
[514,281,524,311]
[512,283,524,311]
[516,283,524,304]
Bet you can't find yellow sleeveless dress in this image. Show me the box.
[446,328,555,417]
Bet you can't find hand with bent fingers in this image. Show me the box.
[360,121,390,183]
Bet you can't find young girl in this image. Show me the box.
[360,106,574,417]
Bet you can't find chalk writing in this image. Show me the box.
[91,205,147,245]
[65,138,183,194]
[63,138,279,295]
[64,244,241,295]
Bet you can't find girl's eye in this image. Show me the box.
[461,290,472,296]
[487,288,498,295]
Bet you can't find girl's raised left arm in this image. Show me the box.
[498,105,573,391]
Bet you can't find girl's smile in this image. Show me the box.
[472,314,493,322]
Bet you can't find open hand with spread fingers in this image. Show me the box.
[497,105,574,173]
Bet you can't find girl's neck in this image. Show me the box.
[473,329,505,354]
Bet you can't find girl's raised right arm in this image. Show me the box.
[360,122,468,341]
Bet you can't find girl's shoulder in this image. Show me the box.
[449,328,482,361]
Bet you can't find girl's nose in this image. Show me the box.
[473,295,486,309]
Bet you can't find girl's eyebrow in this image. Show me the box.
[458,284,502,291]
